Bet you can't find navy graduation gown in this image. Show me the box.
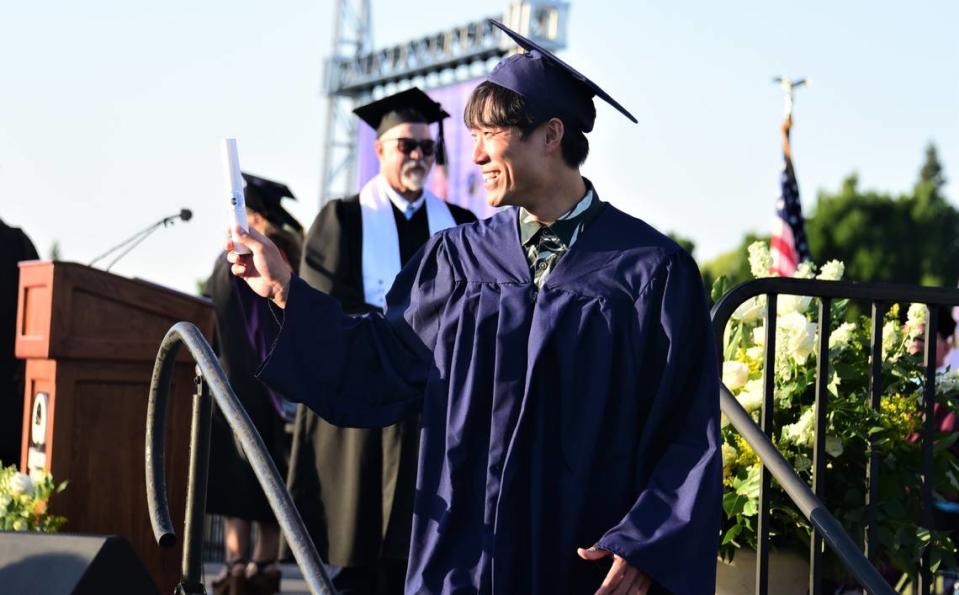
[258,195,722,594]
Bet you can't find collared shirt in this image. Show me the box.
[379,175,425,220]
[519,188,600,289]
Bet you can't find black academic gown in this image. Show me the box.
[0,220,38,467]
[261,191,722,594]
[205,256,289,521]
[295,194,476,567]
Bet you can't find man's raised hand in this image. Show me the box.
[225,225,293,308]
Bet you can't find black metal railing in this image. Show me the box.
[145,321,336,595]
[712,277,959,595]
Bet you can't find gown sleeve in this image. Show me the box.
[256,234,452,429]
[596,249,723,595]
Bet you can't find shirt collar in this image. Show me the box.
[378,175,425,219]
[519,188,595,247]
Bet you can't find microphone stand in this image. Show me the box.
[89,211,191,272]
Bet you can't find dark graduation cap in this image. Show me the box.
[353,87,452,165]
[487,19,637,133]
[241,173,302,233]
[353,87,449,137]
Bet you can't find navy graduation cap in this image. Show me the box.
[241,173,302,233]
[487,19,637,132]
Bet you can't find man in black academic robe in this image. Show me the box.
[229,22,721,595]
[205,174,303,594]
[0,218,39,467]
[294,88,476,593]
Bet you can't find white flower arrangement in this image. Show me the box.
[718,241,959,579]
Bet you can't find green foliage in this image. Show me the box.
[805,144,958,287]
[667,232,696,258]
[701,233,770,297]
[0,465,67,532]
[719,243,959,580]
[703,143,956,290]
[48,241,61,261]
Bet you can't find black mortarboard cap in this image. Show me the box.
[487,19,637,133]
[352,87,450,138]
[241,173,302,233]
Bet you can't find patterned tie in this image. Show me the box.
[526,226,567,289]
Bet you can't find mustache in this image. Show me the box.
[401,160,429,174]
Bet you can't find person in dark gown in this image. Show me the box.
[227,21,722,595]
[205,174,302,595]
[294,87,475,594]
[0,218,39,467]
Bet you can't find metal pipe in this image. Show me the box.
[809,298,832,595]
[720,386,895,595]
[756,294,778,595]
[917,306,939,595]
[865,302,885,563]
[146,334,179,548]
[180,372,213,594]
[146,322,336,595]
[712,280,908,595]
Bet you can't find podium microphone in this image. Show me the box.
[89,208,193,272]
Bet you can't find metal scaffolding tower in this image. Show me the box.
[319,0,570,205]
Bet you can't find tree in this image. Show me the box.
[918,142,946,195]
[48,241,61,261]
[806,144,958,287]
[667,232,696,258]
[700,232,770,301]
[703,143,956,293]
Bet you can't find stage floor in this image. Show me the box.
[202,562,310,594]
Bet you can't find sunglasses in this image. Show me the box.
[387,137,436,157]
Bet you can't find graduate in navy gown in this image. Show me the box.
[226,20,722,595]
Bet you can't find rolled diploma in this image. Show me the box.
[223,138,250,254]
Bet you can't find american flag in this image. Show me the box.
[770,152,810,276]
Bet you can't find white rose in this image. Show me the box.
[745,346,766,362]
[904,303,928,341]
[937,371,959,396]
[782,407,816,448]
[817,260,845,281]
[778,294,812,315]
[733,297,765,324]
[748,242,773,279]
[882,320,901,359]
[721,443,738,465]
[778,311,817,365]
[7,472,33,497]
[752,326,766,347]
[793,261,817,279]
[825,435,844,457]
[829,322,856,350]
[12,519,27,531]
[722,361,750,391]
[0,495,10,511]
[736,379,765,413]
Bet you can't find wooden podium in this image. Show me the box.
[15,261,214,592]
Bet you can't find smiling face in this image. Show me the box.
[469,125,546,209]
[376,122,434,198]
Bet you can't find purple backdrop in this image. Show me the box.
[355,79,498,219]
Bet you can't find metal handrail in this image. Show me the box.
[145,321,336,595]
[717,384,894,594]
[712,276,959,595]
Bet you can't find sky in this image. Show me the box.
[1,1,956,294]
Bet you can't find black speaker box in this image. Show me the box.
[0,532,159,594]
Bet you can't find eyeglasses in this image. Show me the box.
[386,137,436,157]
